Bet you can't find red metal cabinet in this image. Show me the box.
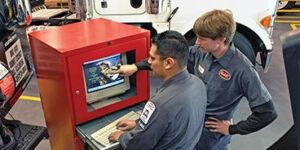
[29,18,150,149]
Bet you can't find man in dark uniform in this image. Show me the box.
[114,9,278,150]
[108,31,207,150]
[190,9,277,150]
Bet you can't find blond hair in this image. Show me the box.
[193,9,236,45]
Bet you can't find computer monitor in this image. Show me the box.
[82,53,130,104]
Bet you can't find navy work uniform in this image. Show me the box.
[188,44,277,150]
[119,70,207,150]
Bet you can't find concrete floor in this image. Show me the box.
[7,23,294,150]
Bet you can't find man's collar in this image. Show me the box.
[211,43,236,68]
[157,70,189,93]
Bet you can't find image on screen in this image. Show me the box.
[83,54,124,93]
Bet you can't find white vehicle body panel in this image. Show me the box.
[82,0,277,70]
[85,0,276,49]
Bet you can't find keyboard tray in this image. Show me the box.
[76,103,144,150]
[91,111,140,147]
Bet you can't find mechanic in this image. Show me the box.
[108,30,207,150]
[114,9,278,150]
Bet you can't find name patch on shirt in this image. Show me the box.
[138,121,145,129]
[198,64,205,74]
[218,69,231,80]
[140,101,156,124]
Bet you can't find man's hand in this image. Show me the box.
[116,119,136,131]
[108,130,124,142]
[110,64,138,76]
[205,117,233,135]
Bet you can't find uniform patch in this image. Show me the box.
[198,65,205,74]
[218,69,231,80]
[138,121,145,129]
[140,101,156,124]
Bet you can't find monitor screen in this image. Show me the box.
[83,54,124,93]
[82,53,130,104]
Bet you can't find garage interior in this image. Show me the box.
[1,0,299,150]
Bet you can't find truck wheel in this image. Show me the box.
[187,36,197,46]
[278,1,296,9]
[277,1,296,15]
[233,32,256,66]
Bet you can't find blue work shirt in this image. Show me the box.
[189,44,271,120]
[119,70,207,150]
[189,44,272,150]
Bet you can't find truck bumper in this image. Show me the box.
[260,49,272,73]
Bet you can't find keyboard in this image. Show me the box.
[91,111,140,147]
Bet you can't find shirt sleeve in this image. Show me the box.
[229,100,277,135]
[187,46,207,74]
[229,66,277,135]
[240,66,272,107]
[135,59,151,70]
[118,108,169,150]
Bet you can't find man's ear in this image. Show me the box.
[217,37,226,43]
[164,57,175,70]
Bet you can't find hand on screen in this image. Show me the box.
[116,119,136,131]
[109,64,138,76]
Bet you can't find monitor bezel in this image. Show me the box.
[82,53,130,104]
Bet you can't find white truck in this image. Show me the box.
[79,0,278,71]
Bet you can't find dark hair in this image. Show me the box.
[151,30,189,68]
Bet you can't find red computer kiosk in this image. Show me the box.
[29,18,150,149]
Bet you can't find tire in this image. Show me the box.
[187,32,256,66]
[187,36,197,46]
[277,1,296,9]
[277,1,296,15]
[233,32,256,65]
